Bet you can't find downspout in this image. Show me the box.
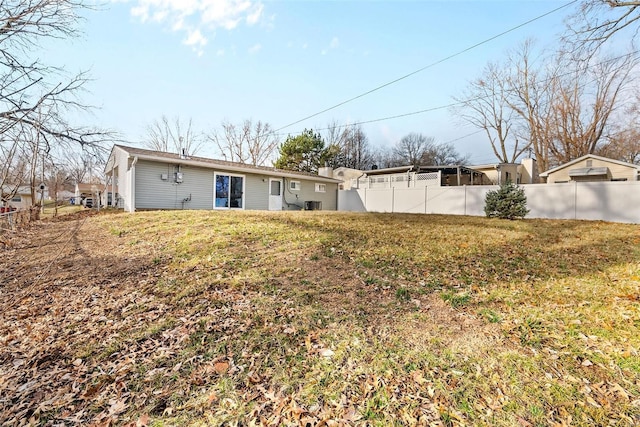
[282,177,302,210]
[129,156,138,213]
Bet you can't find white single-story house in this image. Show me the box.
[539,154,640,183]
[468,158,538,185]
[1,186,35,209]
[104,145,341,212]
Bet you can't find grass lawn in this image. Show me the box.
[40,204,84,219]
[1,210,639,426]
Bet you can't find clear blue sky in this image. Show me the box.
[47,0,577,165]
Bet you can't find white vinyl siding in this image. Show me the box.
[289,181,301,191]
[282,178,338,210]
[135,161,214,210]
[110,147,339,211]
[243,174,269,210]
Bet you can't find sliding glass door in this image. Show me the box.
[214,173,244,209]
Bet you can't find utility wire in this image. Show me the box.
[273,0,579,133]
[274,49,639,140]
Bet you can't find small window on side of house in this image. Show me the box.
[315,183,326,193]
[290,181,301,191]
[11,195,21,202]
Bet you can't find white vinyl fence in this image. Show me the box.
[352,171,441,189]
[338,181,640,224]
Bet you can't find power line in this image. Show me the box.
[274,49,639,141]
[273,0,579,133]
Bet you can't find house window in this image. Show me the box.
[586,160,593,167]
[289,181,301,191]
[315,183,326,193]
[11,195,21,202]
[214,173,245,209]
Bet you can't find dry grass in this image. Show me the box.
[1,209,639,426]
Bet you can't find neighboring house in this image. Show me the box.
[331,167,366,190]
[76,182,115,207]
[75,183,97,201]
[539,154,640,183]
[1,186,34,209]
[57,190,75,201]
[469,158,538,185]
[104,145,341,212]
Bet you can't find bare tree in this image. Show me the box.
[426,142,470,165]
[392,133,434,166]
[322,122,374,170]
[0,1,114,210]
[342,125,374,170]
[566,1,640,55]
[545,53,634,164]
[597,128,640,162]
[209,119,279,166]
[503,41,557,172]
[145,115,203,155]
[453,62,527,163]
[0,131,26,203]
[370,146,397,169]
[66,150,92,184]
[508,43,634,170]
[324,119,349,148]
[0,1,112,148]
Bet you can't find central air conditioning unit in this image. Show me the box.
[304,201,322,210]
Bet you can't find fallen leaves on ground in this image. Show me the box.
[0,210,639,426]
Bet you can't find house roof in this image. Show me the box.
[1,186,32,196]
[107,144,342,183]
[539,154,640,177]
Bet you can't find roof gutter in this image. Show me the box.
[129,153,341,183]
